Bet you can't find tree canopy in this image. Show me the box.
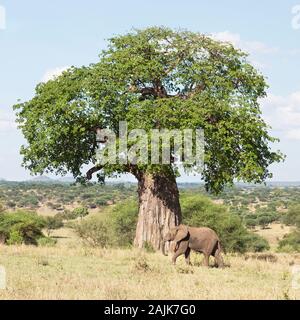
[14,27,284,193]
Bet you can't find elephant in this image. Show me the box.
[162,224,225,268]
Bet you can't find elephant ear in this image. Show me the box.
[174,225,189,242]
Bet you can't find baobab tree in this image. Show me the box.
[14,27,283,251]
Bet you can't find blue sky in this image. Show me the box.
[0,0,300,181]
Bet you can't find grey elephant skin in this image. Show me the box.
[163,225,225,268]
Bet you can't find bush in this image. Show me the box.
[7,230,23,245]
[241,233,270,252]
[73,206,89,219]
[278,231,300,252]
[245,217,257,229]
[74,217,111,247]
[59,209,77,220]
[44,215,64,236]
[74,200,138,248]
[181,193,269,253]
[37,237,57,247]
[109,201,138,247]
[256,211,279,229]
[95,199,107,207]
[6,201,16,209]
[18,195,39,208]
[0,210,46,245]
[281,205,300,228]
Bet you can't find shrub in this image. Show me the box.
[59,209,77,220]
[241,233,270,252]
[0,210,45,245]
[46,202,55,209]
[80,193,93,200]
[73,206,89,219]
[44,215,64,236]
[18,195,39,208]
[74,217,111,247]
[74,200,138,248]
[278,231,300,252]
[245,217,257,229]
[95,199,107,207]
[7,230,23,245]
[281,205,300,228]
[6,201,16,209]
[108,201,138,247]
[133,255,152,273]
[257,213,278,229]
[37,237,57,247]
[181,193,269,253]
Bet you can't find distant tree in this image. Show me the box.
[0,211,45,245]
[278,231,300,252]
[282,204,300,228]
[44,215,64,236]
[245,218,257,229]
[257,214,277,229]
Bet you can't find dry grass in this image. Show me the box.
[256,223,294,250]
[0,245,300,300]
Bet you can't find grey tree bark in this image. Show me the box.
[134,172,182,253]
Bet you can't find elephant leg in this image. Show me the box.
[184,247,191,265]
[172,249,185,265]
[172,241,189,265]
[203,254,209,267]
[214,250,224,268]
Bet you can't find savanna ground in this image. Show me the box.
[0,244,300,300]
[1,182,300,300]
[0,224,300,300]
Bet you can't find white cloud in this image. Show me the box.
[41,66,69,83]
[244,41,278,55]
[211,31,241,47]
[288,48,300,56]
[286,129,300,140]
[0,110,17,132]
[261,91,300,140]
[0,120,16,132]
[211,31,279,55]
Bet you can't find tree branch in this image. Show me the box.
[86,165,103,180]
[86,164,142,181]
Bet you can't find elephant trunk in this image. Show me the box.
[161,240,168,256]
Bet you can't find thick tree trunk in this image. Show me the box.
[134,172,182,253]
